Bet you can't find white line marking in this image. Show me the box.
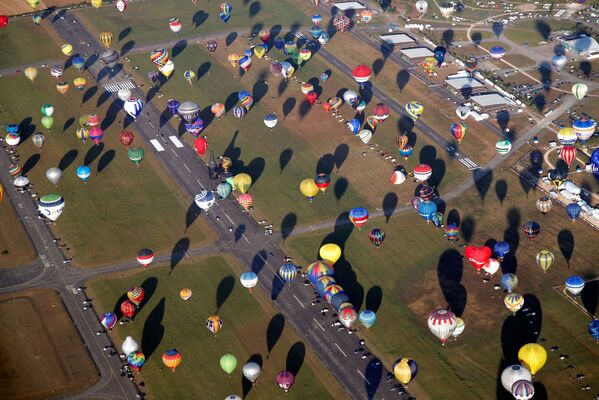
[148,121,155,129]
[294,294,305,308]
[242,232,250,243]
[183,163,191,173]
[334,343,347,357]
[313,318,325,331]
[224,213,234,223]
[357,369,372,385]
[169,135,184,148]
[170,148,179,157]
[257,252,268,265]
[149,139,165,152]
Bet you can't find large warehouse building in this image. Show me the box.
[470,93,516,113]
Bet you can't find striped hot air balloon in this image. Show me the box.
[536,197,552,215]
[349,207,369,230]
[393,358,418,385]
[572,83,588,100]
[100,31,113,48]
[306,261,334,284]
[162,349,182,372]
[450,122,467,143]
[535,250,554,273]
[427,309,457,344]
[279,263,298,283]
[504,292,524,314]
[522,221,540,240]
[237,193,253,211]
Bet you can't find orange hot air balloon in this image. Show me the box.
[56,81,70,95]
[238,193,254,211]
[162,349,182,372]
[396,134,408,149]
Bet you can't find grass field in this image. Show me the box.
[503,19,580,45]
[87,255,346,399]
[0,0,76,15]
[0,288,98,399]
[0,196,37,268]
[502,54,537,68]
[0,71,215,267]
[0,17,63,69]
[286,166,599,399]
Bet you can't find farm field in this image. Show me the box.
[0,71,215,267]
[87,255,346,399]
[0,288,98,399]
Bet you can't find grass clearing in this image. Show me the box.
[0,18,63,68]
[0,288,98,399]
[0,71,215,267]
[0,196,37,268]
[87,255,346,399]
[502,54,536,68]
[503,19,580,45]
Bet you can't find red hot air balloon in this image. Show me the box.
[136,248,154,268]
[306,91,318,105]
[127,286,145,306]
[322,102,331,112]
[120,130,135,149]
[0,15,8,28]
[120,300,136,318]
[194,137,208,156]
[465,246,492,273]
[352,65,371,85]
[560,146,576,167]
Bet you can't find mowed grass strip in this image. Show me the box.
[0,288,98,399]
[0,194,37,267]
[87,255,346,399]
[286,168,599,399]
[0,71,215,267]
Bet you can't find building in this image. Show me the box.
[398,47,434,63]
[379,33,416,49]
[444,77,486,97]
[559,34,599,59]
[333,1,366,11]
[469,93,516,113]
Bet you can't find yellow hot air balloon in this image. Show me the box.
[319,243,342,265]
[27,0,40,9]
[100,31,113,48]
[300,178,319,202]
[74,77,87,90]
[61,44,74,56]
[233,173,252,193]
[179,288,192,301]
[24,67,38,82]
[518,343,547,375]
[227,53,240,68]
[91,0,103,9]
[253,46,266,59]
[536,250,554,273]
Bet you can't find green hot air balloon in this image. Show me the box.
[217,182,232,199]
[128,147,144,167]
[41,103,54,117]
[41,116,54,130]
[79,114,90,128]
[220,353,237,375]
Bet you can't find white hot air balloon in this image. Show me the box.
[240,271,258,292]
[572,83,588,100]
[439,4,454,18]
[263,114,278,129]
[456,104,471,120]
[500,365,532,392]
[13,176,30,190]
[390,169,406,185]
[38,194,65,221]
[551,54,567,71]
[482,258,500,275]
[118,88,132,102]
[121,336,139,356]
[451,317,465,338]
[124,97,144,119]
[242,362,262,383]
[343,89,358,106]
[415,0,428,14]
[428,309,457,344]
[194,189,215,212]
[46,167,62,186]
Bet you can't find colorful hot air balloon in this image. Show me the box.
[76,165,91,183]
[415,0,428,14]
[319,244,341,265]
[195,189,215,212]
[136,248,154,268]
[300,178,319,202]
[452,317,465,338]
[535,250,554,273]
[120,300,136,318]
[560,145,577,166]
[124,97,144,119]
[279,263,298,283]
[450,122,467,144]
[169,17,182,34]
[237,193,253,211]
[314,173,330,193]
[482,258,500,276]
[522,221,540,240]
[220,354,237,375]
[206,315,223,335]
[428,309,457,344]
[339,307,358,329]
[393,358,418,385]
[99,312,117,330]
[588,320,599,342]
[518,344,547,375]
[217,182,232,199]
[89,127,104,146]
[496,139,512,155]
[501,365,532,393]
[405,101,424,120]
[512,380,535,400]
[306,260,334,284]
[333,14,350,33]
[128,351,146,372]
[119,131,135,148]
[162,349,182,372]
[276,371,295,393]
[368,228,385,247]
[504,292,524,314]
[418,200,437,222]
[211,103,225,118]
[421,56,437,75]
[206,40,218,52]
[233,173,252,193]
[127,286,145,306]
[76,127,89,143]
[38,194,64,221]
[557,127,577,145]
[323,284,344,303]
[115,0,127,12]
[219,2,232,22]
[32,133,45,150]
[91,0,102,9]
[349,207,369,230]
[572,116,596,141]
[465,245,491,272]
[358,309,376,329]
[445,223,459,241]
[413,164,433,182]
[372,103,390,121]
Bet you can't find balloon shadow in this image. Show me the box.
[63,117,75,132]
[97,149,115,173]
[437,249,467,316]
[121,40,135,56]
[113,292,129,320]
[279,148,292,173]
[169,237,190,275]
[557,229,574,267]
[501,208,520,274]
[21,154,40,176]
[185,201,200,232]
[365,286,383,313]
[82,86,98,104]
[226,32,238,47]
[197,61,211,80]
[18,117,35,143]
[242,353,263,398]
[419,145,446,188]
[334,144,349,172]
[473,168,493,202]
[495,179,508,206]
[266,314,285,358]
[283,97,296,118]
[251,250,267,275]
[460,216,475,242]
[334,177,348,202]
[84,143,104,166]
[249,1,261,17]
[234,224,246,243]
[139,276,158,310]
[285,342,305,375]
[382,192,397,223]
[281,213,297,243]
[396,69,410,91]
[316,153,335,175]
[364,358,383,400]
[271,274,285,300]
[172,39,188,58]
[100,99,121,130]
[215,275,235,313]
[118,27,131,41]
[141,297,165,361]
[58,149,78,172]
[580,271,598,316]
[192,10,209,28]
[500,293,542,364]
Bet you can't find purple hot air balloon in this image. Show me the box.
[276,371,295,393]
[185,118,204,137]
[167,98,181,117]
[148,71,159,85]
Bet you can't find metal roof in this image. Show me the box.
[333,1,366,10]
[470,93,515,107]
[379,33,416,44]
[399,47,434,58]
[445,77,485,90]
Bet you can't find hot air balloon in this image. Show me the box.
[162,349,182,372]
[217,182,232,199]
[323,284,344,303]
[566,202,581,221]
[207,40,218,52]
[415,0,428,13]
[450,122,467,144]
[99,312,117,330]
[352,65,371,87]
[358,309,376,329]
[100,31,113,48]
[535,250,553,273]
[14,176,30,190]
[490,46,505,59]
[451,317,465,339]
[349,207,369,230]
[50,65,63,79]
[227,53,240,69]
[150,48,170,68]
[128,148,144,166]
[358,129,373,144]
[61,44,73,56]
[551,54,567,71]
[560,145,577,167]
[482,258,500,276]
[121,336,139,355]
[24,66,38,82]
[169,17,182,34]
[232,173,251,194]
[418,200,437,222]
[393,358,418,385]
[339,307,358,329]
[206,315,223,335]
[572,116,596,141]
[557,127,577,145]
[428,309,457,344]
[501,273,518,293]
[281,62,295,79]
[211,103,225,118]
[239,55,252,73]
[220,2,232,22]
[405,101,424,120]
[333,14,350,33]
[237,193,253,211]
[306,260,334,284]
[518,344,547,375]
[312,14,322,25]
[588,320,599,342]
[73,77,87,90]
[240,271,258,293]
[184,69,196,85]
[565,275,585,296]
[124,97,143,119]
[300,178,319,202]
[456,104,471,120]
[445,223,459,241]
[128,351,146,372]
[421,56,437,75]
[72,56,86,73]
[220,354,237,375]
[413,164,433,182]
[89,127,103,146]
[76,165,91,183]
[127,286,145,306]
[32,133,45,150]
[38,194,65,221]
[465,245,491,272]
[319,244,341,265]
[136,248,154,268]
[100,49,119,69]
[119,131,134,149]
[91,0,102,9]
[121,300,136,319]
[178,101,200,124]
[522,221,540,240]
[373,103,390,121]
[313,173,330,193]
[263,113,278,129]
[32,15,41,25]
[279,263,298,283]
[242,362,261,384]
[495,139,512,155]
[276,371,295,393]
[536,197,552,215]
[46,168,62,186]
[76,127,89,143]
[549,168,567,188]
[194,189,215,212]
[501,365,532,392]
[512,380,535,400]
[369,228,385,247]
[572,83,588,100]
[504,292,524,314]
[180,288,192,301]
[347,119,360,134]
[194,137,208,157]
[434,46,447,66]
[115,0,127,12]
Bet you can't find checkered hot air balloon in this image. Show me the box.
[333,14,350,33]
[127,351,146,372]
[127,287,145,306]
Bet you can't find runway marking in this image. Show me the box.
[313,318,325,331]
[195,179,205,189]
[149,139,165,152]
[334,343,347,357]
[169,148,179,158]
[293,294,305,308]
[224,213,234,223]
[241,232,251,243]
[169,135,184,148]
[148,121,155,129]
[183,163,191,173]
[459,157,479,170]
[102,80,135,93]
[357,369,372,385]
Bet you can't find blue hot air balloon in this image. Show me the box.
[76,165,91,183]
[347,119,360,134]
[565,275,585,296]
[500,273,518,293]
[238,90,250,101]
[566,203,581,221]
[310,25,323,39]
[417,200,437,222]
[312,14,322,25]
[590,148,599,179]
[167,98,180,117]
[279,263,298,283]
[589,320,599,342]
[433,46,446,66]
[274,38,285,51]
[359,310,377,329]
[494,241,510,260]
[72,56,86,72]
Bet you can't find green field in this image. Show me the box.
[286,168,599,399]
[0,18,63,69]
[0,196,37,268]
[504,19,581,45]
[88,255,346,399]
[0,71,214,267]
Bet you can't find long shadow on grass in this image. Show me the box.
[101,99,121,130]
[266,313,285,358]
[215,275,235,313]
[226,32,238,47]
[495,179,508,206]
[334,177,348,202]
[365,286,383,313]
[437,249,467,317]
[97,149,115,173]
[271,273,285,300]
[192,10,209,28]
[185,201,200,232]
[18,117,35,143]
[460,216,475,242]
[121,40,135,57]
[321,213,364,309]
[242,157,265,186]
[223,130,241,166]
[170,237,190,275]
[140,277,158,310]
[63,117,75,132]
[251,250,267,275]
[83,86,98,104]
[334,144,349,172]
[141,297,165,361]
[252,72,269,106]
[242,354,263,398]
[557,229,574,267]
[286,342,305,375]
[279,148,292,173]
[317,153,335,175]
[172,40,187,58]
[419,145,445,189]
[84,143,104,166]
[473,168,493,202]
[281,213,296,243]
[383,192,397,223]
[118,27,131,41]
[580,271,597,316]
[501,208,520,274]
[364,358,383,400]
[283,97,296,119]
[22,154,40,176]
[58,149,78,172]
